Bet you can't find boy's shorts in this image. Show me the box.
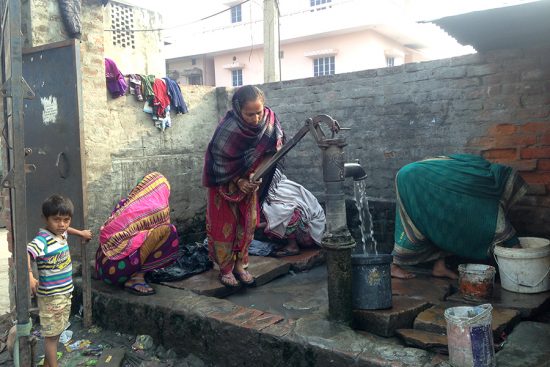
[37,293,72,337]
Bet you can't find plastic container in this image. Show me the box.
[445,304,495,367]
[351,253,392,309]
[494,237,550,294]
[458,264,496,300]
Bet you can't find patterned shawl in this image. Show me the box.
[99,172,172,260]
[203,106,283,187]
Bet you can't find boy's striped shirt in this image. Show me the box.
[27,229,73,296]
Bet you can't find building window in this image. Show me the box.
[313,56,335,77]
[231,4,242,23]
[386,57,395,67]
[310,0,331,11]
[191,58,196,66]
[188,75,203,85]
[110,3,135,49]
[232,69,243,86]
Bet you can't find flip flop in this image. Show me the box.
[125,282,156,296]
[273,248,300,258]
[233,270,256,286]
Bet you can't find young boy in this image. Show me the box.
[27,194,92,367]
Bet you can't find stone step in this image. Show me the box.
[276,248,325,272]
[447,283,550,319]
[413,304,521,342]
[392,274,456,305]
[495,321,550,367]
[395,329,448,354]
[352,296,431,337]
[159,255,290,298]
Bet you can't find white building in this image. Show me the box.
[164,0,471,87]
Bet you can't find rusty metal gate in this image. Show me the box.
[22,39,85,241]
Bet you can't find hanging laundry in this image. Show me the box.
[105,58,127,98]
[127,74,143,101]
[139,74,156,100]
[153,105,172,131]
[163,77,188,114]
[152,78,170,118]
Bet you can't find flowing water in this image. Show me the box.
[353,180,378,254]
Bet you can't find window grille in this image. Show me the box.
[111,3,135,49]
[232,69,243,86]
[313,56,335,76]
[231,4,242,23]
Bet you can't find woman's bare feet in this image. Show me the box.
[391,263,416,279]
[431,258,458,279]
[273,238,300,257]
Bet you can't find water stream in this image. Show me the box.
[353,180,378,255]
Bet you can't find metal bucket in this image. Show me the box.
[351,253,393,309]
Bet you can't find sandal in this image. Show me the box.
[125,282,156,296]
[233,270,256,286]
[219,272,240,288]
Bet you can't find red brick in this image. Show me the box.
[539,159,550,171]
[494,135,537,148]
[519,172,550,185]
[467,136,495,149]
[521,146,550,159]
[482,149,517,160]
[520,122,550,134]
[495,159,538,172]
[488,124,518,136]
[541,133,550,145]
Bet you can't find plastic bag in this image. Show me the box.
[147,241,212,283]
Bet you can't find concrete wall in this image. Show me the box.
[103,1,166,76]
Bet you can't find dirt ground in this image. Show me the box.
[0,312,208,367]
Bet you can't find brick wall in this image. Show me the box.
[258,46,550,239]
[469,121,550,236]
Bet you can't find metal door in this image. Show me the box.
[22,39,85,243]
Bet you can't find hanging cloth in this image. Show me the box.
[104,58,127,98]
[162,78,188,114]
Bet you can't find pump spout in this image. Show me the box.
[344,162,367,181]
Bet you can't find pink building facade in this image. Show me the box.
[165,0,468,87]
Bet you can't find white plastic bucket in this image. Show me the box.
[445,304,495,367]
[494,237,550,294]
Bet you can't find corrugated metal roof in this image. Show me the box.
[429,0,550,51]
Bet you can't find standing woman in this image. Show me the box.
[203,85,284,287]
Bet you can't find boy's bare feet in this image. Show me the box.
[391,263,416,279]
[431,258,458,279]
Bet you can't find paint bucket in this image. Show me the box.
[445,304,495,367]
[351,253,392,309]
[493,237,550,294]
[458,264,496,301]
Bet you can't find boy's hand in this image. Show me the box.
[80,230,93,241]
[29,274,38,295]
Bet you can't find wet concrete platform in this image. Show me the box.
[76,253,550,366]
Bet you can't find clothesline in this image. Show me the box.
[104,57,189,132]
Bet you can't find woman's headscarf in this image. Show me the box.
[203,87,284,187]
